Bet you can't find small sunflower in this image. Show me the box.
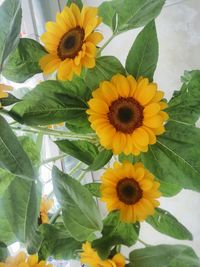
[0,252,52,267]
[80,242,125,267]
[39,3,103,81]
[0,84,13,108]
[100,161,161,223]
[39,197,54,224]
[87,74,169,155]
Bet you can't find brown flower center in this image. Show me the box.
[108,97,144,133]
[57,27,85,60]
[116,178,142,205]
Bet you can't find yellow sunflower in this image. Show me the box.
[87,74,169,155]
[39,3,103,81]
[0,84,13,108]
[100,161,161,223]
[80,242,125,267]
[0,252,52,267]
[39,197,54,224]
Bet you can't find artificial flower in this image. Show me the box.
[39,197,54,224]
[87,74,169,155]
[0,252,52,267]
[80,242,125,267]
[39,3,103,80]
[101,161,161,223]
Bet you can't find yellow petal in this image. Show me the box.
[28,255,38,267]
[111,74,130,98]
[135,82,157,106]
[141,126,156,144]
[86,32,103,45]
[39,54,61,74]
[62,6,76,28]
[143,103,161,118]
[127,75,137,96]
[151,90,164,102]
[85,42,96,58]
[101,81,118,104]
[70,3,81,25]
[82,56,95,68]
[133,128,149,147]
[88,98,109,114]
[57,59,73,80]
[143,115,163,128]
[45,22,64,38]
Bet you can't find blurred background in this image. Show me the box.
[0,0,200,264]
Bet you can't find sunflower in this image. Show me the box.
[100,161,161,223]
[39,3,103,81]
[0,252,52,267]
[80,242,125,267]
[39,197,54,224]
[0,84,13,108]
[87,74,169,155]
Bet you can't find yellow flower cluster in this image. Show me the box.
[0,252,51,267]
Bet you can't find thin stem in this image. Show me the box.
[138,238,151,247]
[69,161,82,175]
[98,33,117,55]
[11,125,97,143]
[41,154,66,166]
[78,171,86,182]
[49,208,62,224]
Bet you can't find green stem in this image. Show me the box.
[11,125,97,143]
[98,33,117,55]
[41,154,66,166]
[49,208,62,224]
[138,238,150,247]
[69,161,82,175]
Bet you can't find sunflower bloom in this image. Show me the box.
[80,242,125,267]
[0,84,13,108]
[100,161,161,223]
[39,197,54,224]
[0,252,52,267]
[39,3,103,81]
[87,74,169,155]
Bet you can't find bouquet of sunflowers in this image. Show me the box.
[0,0,200,266]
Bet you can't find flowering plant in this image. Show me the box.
[0,0,200,266]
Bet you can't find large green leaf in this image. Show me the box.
[141,121,200,192]
[85,56,125,91]
[39,223,81,260]
[167,70,200,125]
[0,168,14,198]
[0,94,20,107]
[93,211,139,259]
[52,167,103,241]
[146,208,192,240]
[55,140,98,165]
[87,149,113,171]
[99,0,165,33]
[1,177,40,243]
[0,115,35,179]
[0,242,8,261]
[85,183,101,198]
[0,0,22,71]
[128,244,200,267]
[3,38,47,83]
[10,78,91,126]
[126,20,158,81]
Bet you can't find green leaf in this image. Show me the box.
[55,140,98,165]
[119,153,141,164]
[128,244,200,267]
[0,168,14,198]
[0,94,20,107]
[85,56,125,91]
[159,181,181,197]
[65,119,93,134]
[116,0,165,33]
[0,242,8,261]
[0,0,22,71]
[98,0,121,30]
[146,208,193,240]
[125,20,158,81]
[2,38,47,83]
[93,211,139,259]
[167,70,200,125]
[141,121,200,192]
[18,136,40,169]
[85,183,101,198]
[10,78,90,125]
[0,115,35,179]
[0,201,16,245]
[87,149,113,171]
[52,166,103,241]
[66,0,83,9]
[39,223,81,260]
[1,177,40,243]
